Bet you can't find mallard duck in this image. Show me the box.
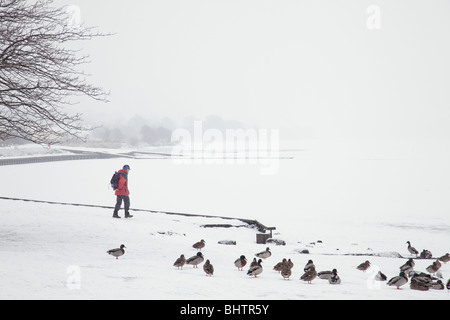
[387,271,408,290]
[273,259,287,272]
[410,272,438,281]
[431,280,444,290]
[300,267,317,284]
[186,252,204,268]
[406,241,419,257]
[247,259,263,278]
[375,271,387,281]
[412,275,433,287]
[304,260,315,272]
[107,244,126,260]
[192,239,206,251]
[410,277,430,291]
[400,258,415,273]
[203,259,214,276]
[234,255,247,271]
[328,269,341,285]
[357,260,371,272]
[420,249,432,259]
[446,278,450,291]
[317,271,333,280]
[438,253,450,263]
[249,258,258,269]
[426,261,440,275]
[255,247,271,259]
[281,263,292,280]
[173,254,186,270]
[287,259,294,269]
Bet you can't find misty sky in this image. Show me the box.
[56,0,450,141]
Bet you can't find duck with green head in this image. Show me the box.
[186,252,204,268]
[247,259,263,278]
[387,271,408,290]
[107,244,126,260]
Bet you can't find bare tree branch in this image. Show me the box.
[0,0,110,145]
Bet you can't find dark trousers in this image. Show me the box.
[113,195,130,216]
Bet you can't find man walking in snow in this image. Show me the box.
[112,165,133,218]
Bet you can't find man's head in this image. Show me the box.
[123,164,130,172]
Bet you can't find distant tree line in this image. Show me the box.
[89,114,246,147]
[91,124,173,146]
[1,114,248,147]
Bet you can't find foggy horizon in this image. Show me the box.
[54,0,450,143]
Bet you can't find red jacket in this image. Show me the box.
[115,169,130,196]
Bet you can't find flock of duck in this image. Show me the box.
[352,242,450,292]
[107,239,450,292]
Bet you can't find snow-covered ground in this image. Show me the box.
[0,140,449,300]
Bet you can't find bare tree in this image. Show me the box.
[0,0,109,145]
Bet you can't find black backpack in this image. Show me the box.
[110,171,121,190]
